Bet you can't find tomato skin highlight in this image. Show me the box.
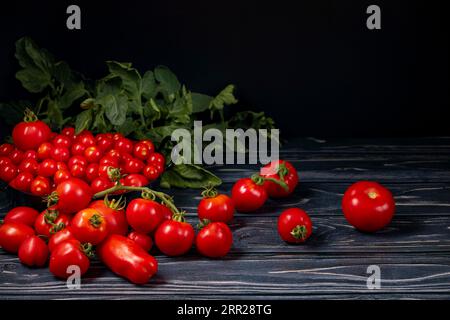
[37,142,53,160]
[342,181,395,233]
[89,200,128,236]
[97,234,158,284]
[49,239,90,279]
[4,206,39,227]
[231,178,268,212]
[126,199,164,234]
[261,160,299,198]
[155,220,194,256]
[128,231,153,251]
[277,208,313,243]
[18,236,49,267]
[0,222,35,253]
[71,208,108,245]
[12,119,51,151]
[196,222,233,258]
[30,176,51,196]
[198,194,234,223]
[55,178,93,214]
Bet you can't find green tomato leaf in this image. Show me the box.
[99,94,128,126]
[155,65,181,101]
[75,109,93,134]
[160,164,221,189]
[191,93,213,113]
[209,84,238,120]
[141,70,157,100]
[58,82,87,110]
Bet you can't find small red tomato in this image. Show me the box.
[56,162,68,171]
[76,131,96,147]
[261,160,299,198]
[113,133,124,141]
[54,169,71,185]
[23,150,38,160]
[140,140,155,154]
[90,177,114,194]
[4,206,39,227]
[143,165,160,181]
[0,156,12,167]
[84,146,102,163]
[158,204,173,221]
[9,172,34,192]
[155,217,194,256]
[147,152,165,169]
[277,208,313,243]
[196,221,233,258]
[115,138,133,154]
[68,155,88,168]
[70,142,86,156]
[49,239,91,279]
[128,231,153,251]
[9,149,24,165]
[231,178,268,212]
[61,127,75,139]
[99,156,119,167]
[37,159,57,177]
[12,115,51,151]
[34,207,71,238]
[18,158,38,175]
[37,142,54,160]
[0,222,35,253]
[198,191,234,223]
[121,174,149,187]
[18,235,49,267]
[96,134,114,152]
[71,208,108,245]
[48,227,76,252]
[126,198,164,234]
[0,162,18,182]
[0,143,14,156]
[133,142,151,160]
[51,147,70,162]
[124,158,144,174]
[69,163,86,179]
[342,181,396,232]
[85,163,99,182]
[89,199,128,236]
[53,135,72,149]
[30,176,51,196]
[105,149,121,163]
[53,178,93,214]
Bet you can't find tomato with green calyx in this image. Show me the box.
[198,187,234,223]
[34,207,70,237]
[277,208,313,243]
[48,178,93,214]
[71,208,108,245]
[48,227,76,252]
[89,197,128,236]
[196,220,233,258]
[49,239,92,279]
[231,176,268,213]
[261,160,298,198]
[12,109,51,151]
[155,213,194,256]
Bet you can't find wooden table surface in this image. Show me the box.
[1,137,450,300]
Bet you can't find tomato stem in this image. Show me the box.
[251,173,288,191]
[290,225,307,240]
[23,108,38,123]
[201,185,218,198]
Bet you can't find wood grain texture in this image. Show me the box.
[1,137,450,300]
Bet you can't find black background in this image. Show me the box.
[0,0,448,138]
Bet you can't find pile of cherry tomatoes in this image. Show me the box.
[0,110,165,196]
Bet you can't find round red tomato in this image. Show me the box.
[140,140,155,154]
[121,174,149,187]
[51,147,70,162]
[34,208,71,237]
[23,150,38,160]
[69,163,86,179]
[231,178,268,212]
[71,208,108,245]
[89,199,128,236]
[12,116,51,151]
[133,142,151,160]
[4,206,39,227]
[115,138,133,154]
[0,156,12,167]
[196,222,233,258]
[278,208,313,243]
[0,222,35,253]
[18,158,38,175]
[30,176,51,196]
[37,142,54,160]
[155,218,194,256]
[0,143,14,156]
[53,178,93,214]
[49,239,91,279]
[0,162,18,182]
[84,146,102,163]
[61,127,75,139]
[48,227,76,252]
[126,199,164,233]
[127,231,153,251]
[53,135,72,149]
[123,158,144,174]
[53,169,71,185]
[37,159,57,177]
[85,163,99,182]
[105,149,121,163]
[18,235,49,267]
[96,134,114,152]
[70,142,86,156]
[75,131,96,147]
[147,152,165,169]
[261,160,299,198]
[143,165,160,181]
[68,155,88,168]
[342,181,395,232]
[90,177,114,194]
[9,149,24,165]
[9,172,34,192]
[198,193,234,223]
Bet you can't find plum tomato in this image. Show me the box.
[0,222,35,253]
[3,206,39,227]
[18,235,49,267]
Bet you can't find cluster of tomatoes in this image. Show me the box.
[0,110,165,196]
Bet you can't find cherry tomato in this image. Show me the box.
[126,198,164,234]
[37,142,53,160]
[277,208,313,243]
[90,177,114,194]
[18,158,38,175]
[0,222,35,253]
[23,150,38,160]
[147,152,165,169]
[198,192,234,223]
[121,174,149,187]
[56,162,68,171]
[69,163,86,179]
[231,178,268,212]
[113,133,124,141]
[143,165,160,181]
[89,200,128,236]
[75,131,96,147]
[68,155,88,168]
[261,160,299,198]
[53,169,71,185]
[97,164,113,179]
[155,218,194,256]
[3,206,39,227]
[115,138,133,154]
[53,135,72,149]
[85,163,99,182]
[0,162,18,182]
[96,134,114,152]
[9,172,34,192]
[105,149,121,163]
[48,227,76,252]
[61,127,75,139]
[12,115,51,151]
[30,176,51,196]
[18,235,49,267]
[0,156,12,167]
[51,147,70,162]
[127,231,153,251]
[140,139,155,154]
[53,178,93,214]
[99,156,119,167]
[124,158,144,174]
[37,159,57,177]
[70,142,86,156]
[196,221,233,258]
[34,207,71,237]
[158,204,173,221]
[49,239,91,279]
[84,146,102,163]
[9,149,24,164]
[133,142,151,160]
[71,208,108,245]
[98,234,158,284]
[0,143,14,156]
[342,181,396,232]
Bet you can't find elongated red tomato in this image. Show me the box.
[261,160,299,198]
[126,198,164,234]
[18,236,49,267]
[12,111,51,151]
[71,208,108,245]
[98,234,158,284]
[9,172,34,192]
[3,206,39,227]
[0,222,35,253]
[49,239,91,279]
[231,178,268,212]
[89,200,128,236]
[52,178,93,214]
[196,222,233,258]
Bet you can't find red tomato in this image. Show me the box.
[71,208,108,245]
[121,174,149,187]
[37,159,57,177]
[342,181,396,232]
[112,133,124,141]
[97,234,158,284]
[99,156,119,167]
[23,150,38,160]
[34,208,71,237]
[277,208,313,243]
[53,169,71,185]
[0,143,14,156]
[84,146,102,163]
[9,172,34,192]
[68,155,88,168]
[90,177,114,194]
[198,193,234,223]
[96,134,114,152]
[51,147,70,162]
[12,116,51,151]
[261,160,299,198]
[0,156,12,167]
[70,142,86,156]
[143,165,160,181]
[53,178,93,214]
[124,158,144,174]
[76,131,96,147]
[4,206,39,227]
[85,163,99,182]
[49,239,91,279]
[115,138,133,154]
[140,140,155,154]
[69,163,86,179]
[0,162,18,182]
[9,149,24,165]
[18,158,38,175]
[89,200,128,236]
[127,231,153,251]
[196,222,233,258]
[18,236,49,267]
[147,152,165,169]
[105,149,121,163]
[48,227,76,252]
[61,127,75,139]
[56,162,68,171]
[30,176,51,196]
[37,142,53,160]
[53,135,72,149]
[0,222,35,253]
[154,218,194,256]
[133,142,151,160]
[126,199,164,234]
[158,204,173,221]
[231,178,268,212]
